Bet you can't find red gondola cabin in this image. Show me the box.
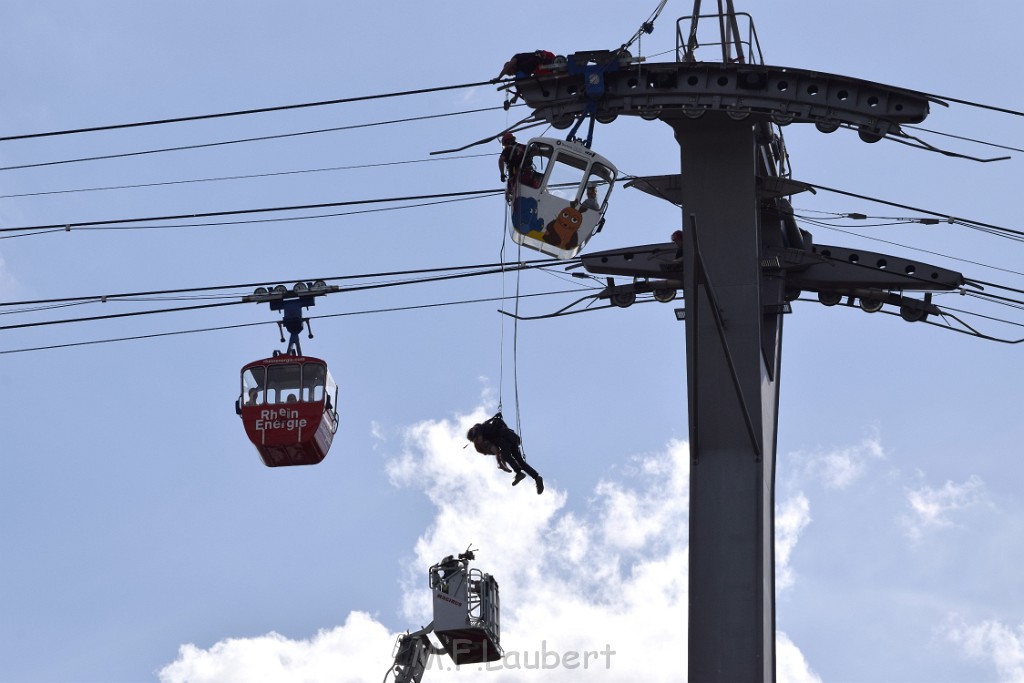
[238,354,339,466]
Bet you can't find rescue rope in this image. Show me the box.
[498,201,509,415]
[512,240,526,454]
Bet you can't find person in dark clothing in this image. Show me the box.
[499,132,541,202]
[472,436,513,473]
[671,229,684,259]
[467,413,544,494]
[494,50,556,81]
[498,132,525,186]
[499,132,542,202]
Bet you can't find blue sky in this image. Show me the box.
[1,2,1021,682]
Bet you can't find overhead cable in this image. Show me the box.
[0,80,497,142]
[939,303,1024,329]
[0,300,242,331]
[0,288,596,356]
[807,182,1024,240]
[963,289,1024,308]
[0,194,497,240]
[0,261,578,330]
[0,257,573,307]
[928,94,1024,118]
[790,216,1024,278]
[0,106,507,172]
[0,188,504,233]
[649,176,1023,245]
[2,182,584,236]
[968,279,1024,296]
[793,296,1023,344]
[74,195,491,232]
[902,124,1024,154]
[0,153,492,199]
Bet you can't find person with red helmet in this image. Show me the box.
[494,50,556,81]
[498,133,523,183]
[498,132,527,201]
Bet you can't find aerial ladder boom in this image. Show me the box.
[384,549,503,683]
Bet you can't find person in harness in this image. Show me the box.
[470,434,514,473]
[498,132,523,186]
[494,50,556,81]
[499,132,541,202]
[467,413,544,494]
[493,50,557,109]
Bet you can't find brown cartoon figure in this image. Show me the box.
[543,202,588,250]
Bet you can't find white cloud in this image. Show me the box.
[370,420,385,442]
[776,492,811,592]
[944,617,1024,683]
[777,631,823,683]
[157,612,393,683]
[789,432,885,490]
[902,475,986,542]
[160,408,817,682]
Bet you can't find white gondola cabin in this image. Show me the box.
[509,137,617,259]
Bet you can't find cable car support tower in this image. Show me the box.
[512,3,967,681]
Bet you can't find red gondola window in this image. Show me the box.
[266,363,302,404]
[251,361,328,405]
[242,366,266,406]
[303,363,327,402]
[325,371,339,414]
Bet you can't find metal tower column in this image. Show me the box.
[670,116,780,682]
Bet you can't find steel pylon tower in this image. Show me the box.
[513,7,965,682]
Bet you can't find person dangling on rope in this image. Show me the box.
[470,436,514,473]
[467,413,544,494]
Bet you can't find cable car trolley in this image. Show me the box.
[509,137,617,259]
[235,281,341,467]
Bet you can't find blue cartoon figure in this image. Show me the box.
[511,196,545,239]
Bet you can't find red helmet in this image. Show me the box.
[501,132,516,144]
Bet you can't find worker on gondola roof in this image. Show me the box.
[494,50,556,81]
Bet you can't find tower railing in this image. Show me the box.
[676,12,764,65]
